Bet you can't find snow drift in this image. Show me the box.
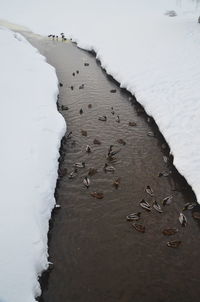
[0,27,66,302]
[0,0,200,301]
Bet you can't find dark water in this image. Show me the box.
[22,33,200,302]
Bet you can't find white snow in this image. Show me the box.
[0,27,66,302]
[0,0,200,301]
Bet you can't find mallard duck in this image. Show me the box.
[76,70,79,74]
[129,121,137,127]
[104,163,115,172]
[81,130,87,137]
[68,168,78,179]
[110,89,116,93]
[158,171,171,177]
[192,212,200,220]
[93,138,101,145]
[145,185,154,196]
[116,115,120,123]
[183,202,196,211]
[132,223,145,233]
[163,155,168,163]
[163,195,173,206]
[74,162,85,168]
[90,192,104,199]
[72,72,75,76]
[117,138,126,145]
[59,82,63,87]
[126,212,141,221]
[111,109,115,115]
[88,104,92,108]
[84,63,89,66]
[167,240,181,248]
[88,168,98,176]
[83,176,90,188]
[86,145,92,153]
[140,199,151,211]
[152,200,163,213]
[108,145,120,157]
[179,213,187,227]
[54,204,61,209]
[71,86,74,90]
[162,228,178,236]
[113,177,121,189]
[147,131,155,137]
[98,116,107,121]
[66,131,72,139]
[61,105,69,111]
[80,108,83,114]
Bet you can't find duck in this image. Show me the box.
[116,115,120,123]
[71,85,74,90]
[84,63,89,66]
[76,70,79,74]
[90,192,104,199]
[111,109,115,115]
[81,130,87,136]
[152,200,163,213]
[132,223,145,233]
[66,131,72,139]
[145,185,154,196]
[79,108,83,114]
[104,163,115,172]
[167,240,181,248]
[126,212,141,221]
[147,131,155,137]
[179,213,187,227]
[113,177,121,189]
[108,145,120,157]
[54,204,61,209]
[72,72,75,76]
[61,105,69,111]
[83,176,90,188]
[140,199,151,211]
[129,121,137,127]
[163,155,168,163]
[74,162,85,168]
[163,195,173,206]
[183,202,196,211]
[93,138,101,145]
[117,138,126,145]
[68,168,78,179]
[98,115,107,121]
[110,89,117,93]
[88,168,98,176]
[88,104,92,108]
[86,145,92,153]
[59,82,63,87]
[162,228,178,236]
[158,170,171,177]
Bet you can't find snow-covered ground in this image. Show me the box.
[0,0,200,301]
[0,27,65,302]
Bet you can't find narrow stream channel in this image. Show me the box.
[22,32,200,302]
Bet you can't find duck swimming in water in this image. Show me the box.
[72,72,75,76]
[93,138,101,145]
[182,202,196,211]
[116,115,120,123]
[110,89,116,93]
[86,145,92,153]
[117,138,126,145]
[81,130,87,136]
[90,192,104,199]
[167,240,181,248]
[140,199,151,211]
[179,213,187,227]
[145,185,154,196]
[163,195,173,206]
[158,170,172,177]
[74,162,85,168]
[129,121,137,126]
[147,131,155,137]
[80,108,83,114]
[98,115,107,121]
[152,200,163,213]
[88,104,92,108]
[108,145,120,157]
[83,176,90,188]
[68,168,78,179]
[132,223,145,233]
[104,163,115,172]
[126,212,141,221]
[88,168,98,176]
[113,177,121,189]
[162,228,178,236]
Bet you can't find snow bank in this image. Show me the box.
[0,27,66,302]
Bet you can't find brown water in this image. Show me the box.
[22,33,200,302]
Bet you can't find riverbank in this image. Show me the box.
[23,32,200,302]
